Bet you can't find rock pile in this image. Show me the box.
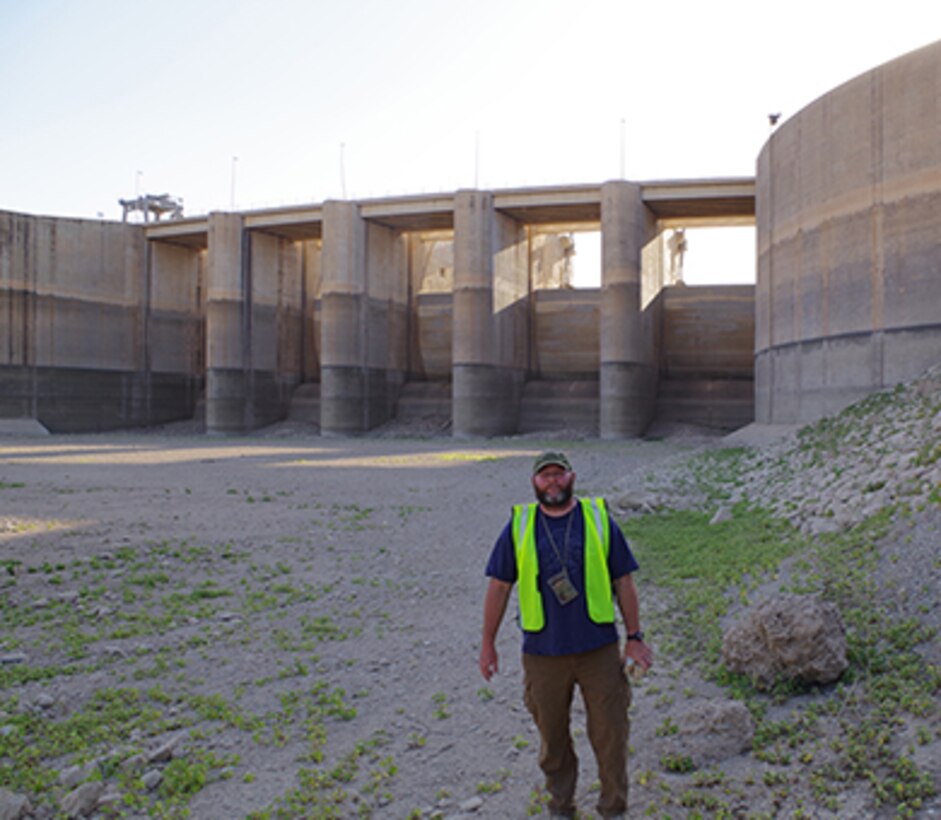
[647,363,941,536]
[0,733,186,819]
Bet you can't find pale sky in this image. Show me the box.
[2,0,939,283]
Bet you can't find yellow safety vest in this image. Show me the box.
[511,497,614,632]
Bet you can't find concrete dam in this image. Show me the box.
[2,40,940,437]
[0,180,755,436]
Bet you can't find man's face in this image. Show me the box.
[532,465,575,508]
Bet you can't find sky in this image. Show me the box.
[2,0,939,284]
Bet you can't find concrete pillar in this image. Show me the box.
[452,190,527,436]
[205,212,252,433]
[599,180,656,438]
[320,201,406,434]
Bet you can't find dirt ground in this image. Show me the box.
[0,428,936,818]
[0,431,708,818]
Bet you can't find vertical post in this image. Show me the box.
[320,200,367,434]
[599,180,656,438]
[452,189,526,436]
[205,212,252,434]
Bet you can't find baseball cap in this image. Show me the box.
[532,451,572,475]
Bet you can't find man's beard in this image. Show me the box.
[535,483,573,508]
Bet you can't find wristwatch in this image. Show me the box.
[626,630,645,642]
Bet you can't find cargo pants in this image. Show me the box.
[522,641,631,817]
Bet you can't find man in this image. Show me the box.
[479,451,653,819]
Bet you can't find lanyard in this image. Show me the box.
[539,507,575,568]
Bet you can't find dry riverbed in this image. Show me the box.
[0,425,938,819]
[0,431,714,818]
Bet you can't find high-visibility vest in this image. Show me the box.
[511,497,614,632]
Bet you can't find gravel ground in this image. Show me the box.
[0,430,712,818]
[0,408,938,818]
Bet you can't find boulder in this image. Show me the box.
[60,781,104,818]
[722,594,848,688]
[610,490,658,515]
[659,700,754,767]
[0,789,32,820]
[142,769,163,791]
[59,761,98,789]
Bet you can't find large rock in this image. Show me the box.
[659,700,754,767]
[0,789,32,820]
[722,594,848,689]
[610,489,659,515]
[60,781,104,818]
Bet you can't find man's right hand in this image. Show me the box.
[480,578,512,681]
[479,641,499,681]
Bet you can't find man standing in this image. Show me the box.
[479,451,653,819]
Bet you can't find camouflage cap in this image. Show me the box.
[532,450,573,475]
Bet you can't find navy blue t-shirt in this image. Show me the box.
[485,499,639,656]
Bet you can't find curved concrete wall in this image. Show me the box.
[756,40,941,423]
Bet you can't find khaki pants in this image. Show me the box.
[522,642,631,817]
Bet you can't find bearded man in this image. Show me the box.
[479,451,653,819]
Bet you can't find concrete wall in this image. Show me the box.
[531,289,600,378]
[408,234,452,381]
[301,239,321,384]
[253,231,304,422]
[414,292,452,379]
[657,284,755,429]
[0,211,201,431]
[756,40,941,423]
[523,283,753,432]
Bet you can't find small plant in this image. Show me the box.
[660,753,695,773]
[431,691,450,719]
[655,716,679,737]
[476,686,495,702]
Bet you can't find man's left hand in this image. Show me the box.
[623,638,653,671]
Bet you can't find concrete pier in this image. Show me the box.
[205,213,251,433]
[599,181,656,438]
[205,214,302,434]
[319,201,407,434]
[452,190,528,436]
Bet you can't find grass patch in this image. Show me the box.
[623,503,806,670]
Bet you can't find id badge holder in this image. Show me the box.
[547,569,579,605]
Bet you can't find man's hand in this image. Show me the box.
[480,578,512,681]
[622,638,654,671]
[479,640,499,681]
[613,574,653,671]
